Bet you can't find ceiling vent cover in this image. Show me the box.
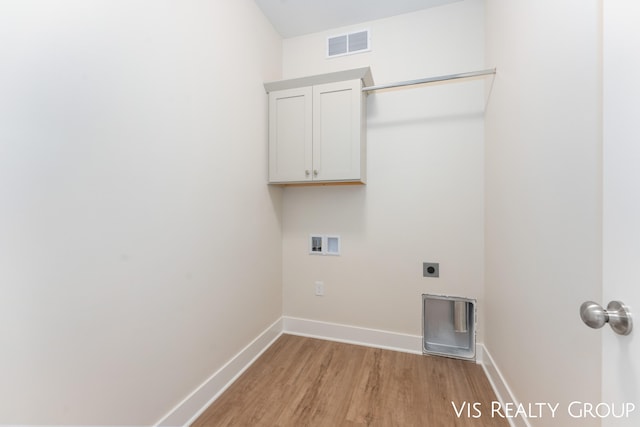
[327,30,370,58]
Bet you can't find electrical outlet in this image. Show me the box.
[423,262,439,278]
[314,281,324,296]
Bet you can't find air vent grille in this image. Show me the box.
[328,35,348,57]
[327,30,370,58]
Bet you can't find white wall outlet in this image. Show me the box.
[314,281,324,296]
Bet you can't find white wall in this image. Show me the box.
[0,0,282,424]
[281,1,486,339]
[484,1,602,425]
[603,2,640,426]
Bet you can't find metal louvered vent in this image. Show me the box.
[328,35,348,57]
[327,30,370,58]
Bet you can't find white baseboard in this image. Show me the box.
[154,318,283,427]
[155,316,520,427]
[479,344,529,427]
[282,316,423,354]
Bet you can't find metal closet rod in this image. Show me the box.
[362,68,496,92]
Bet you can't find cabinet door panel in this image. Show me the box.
[313,80,362,181]
[269,87,312,183]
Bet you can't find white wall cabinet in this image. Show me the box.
[264,68,373,185]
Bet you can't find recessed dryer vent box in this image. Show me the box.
[422,294,476,361]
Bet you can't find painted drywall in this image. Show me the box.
[0,0,282,424]
[281,1,486,339]
[602,2,640,426]
[484,1,602,426]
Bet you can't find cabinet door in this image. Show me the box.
[312,79,364,182]
[268,87,313,183]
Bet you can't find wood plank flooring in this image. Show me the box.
[192,334,509,427]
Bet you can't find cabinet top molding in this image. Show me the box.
[264,67,373,93]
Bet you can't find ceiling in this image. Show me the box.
[254,0,462,38]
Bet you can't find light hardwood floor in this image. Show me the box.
[192,334,509,426]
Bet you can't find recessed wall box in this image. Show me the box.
[309,235,341,256]
[326,236,341,255]
[309,235,323,254]
[423,294,476,361]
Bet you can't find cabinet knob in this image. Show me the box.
[305,170,310,176]
[313,169,319,176]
